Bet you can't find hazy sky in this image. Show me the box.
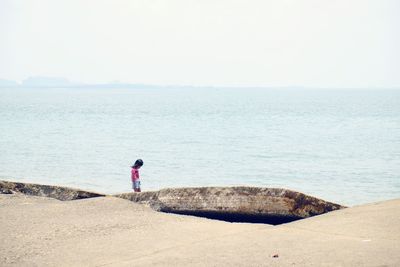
[1,0,399,87]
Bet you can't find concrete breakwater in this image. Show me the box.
[1,190,399,266]
[0,180,105,201]
[1,180,345,224]
[115,187,345,224]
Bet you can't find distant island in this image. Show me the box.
[0,76,170,89]
[1,77,398,90]
[0,79,19,87]
[0,76,305,90]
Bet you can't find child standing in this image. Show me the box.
[131,159,144,192]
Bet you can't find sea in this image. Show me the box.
[1,87,399,206]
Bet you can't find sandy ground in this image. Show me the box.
[0,194,399,267]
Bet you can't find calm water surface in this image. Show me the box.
[1,87,399,206]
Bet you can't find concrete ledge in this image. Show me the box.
[115,187,345,223]
[0,180,345,224]
[0,180,105,201]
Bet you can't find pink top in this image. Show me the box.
[131,168,140,182]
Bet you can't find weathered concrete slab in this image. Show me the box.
[1,194,398,267]
[115,187,345,223]
[0,180,344,223]
[0,180,105,201]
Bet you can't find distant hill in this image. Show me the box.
[0,76,181,89]
[2,76,158,89]
[0,79,19,87]
[21,76,79,88]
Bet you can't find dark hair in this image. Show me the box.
[132,159,144,168]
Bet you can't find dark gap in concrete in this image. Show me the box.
[161,209,303,225]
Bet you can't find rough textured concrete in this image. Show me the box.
[0,180,105,200]
[1,181,344,223]
[115,187,345,222]
[0,194,399,266]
